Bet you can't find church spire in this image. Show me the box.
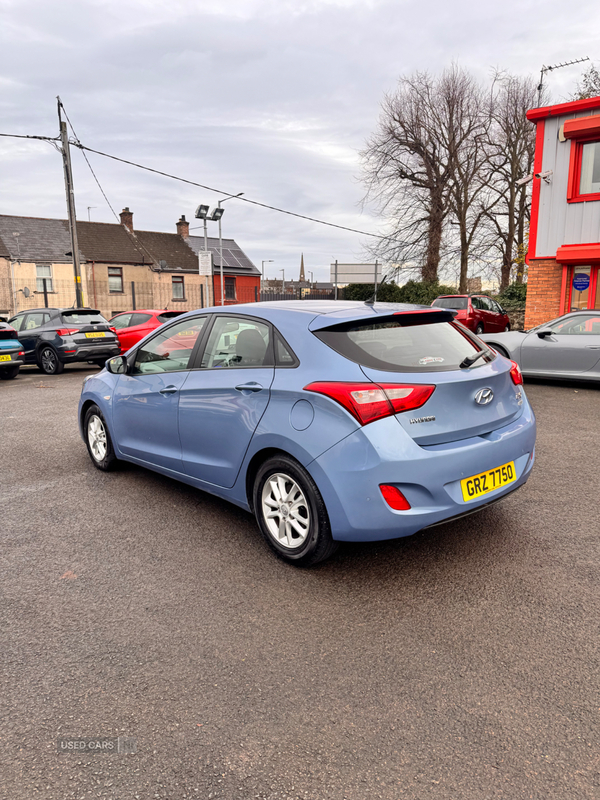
[299,253,306,283]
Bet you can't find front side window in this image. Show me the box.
[132,317,206,375]
[550,314,600,335]
[172,276,185,300]
[201,316,271,369]
[110,313,133,330]
[8,314,25,332]
[36,264,53,292]
[108,267,123,293]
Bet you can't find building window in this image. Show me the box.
[567,138,600,202]
[567,266,600,311]
[172,275,185,300]
[36,264,53,292]
[108,267,124,293]
[225,277,236,300]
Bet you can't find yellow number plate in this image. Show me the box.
[0,354,12,362]
[85,332,106,338]
[461,461,516,502]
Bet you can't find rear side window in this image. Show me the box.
[130,313,152,327]
[314,319,488,372]
[432,297,468,310]
[61,311,108,325]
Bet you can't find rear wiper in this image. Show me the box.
[459,347,491,369]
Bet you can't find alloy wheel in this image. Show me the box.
[87,414,107,462]
[261,472,311,549]
[41,348,58,373]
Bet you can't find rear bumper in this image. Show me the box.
[309,397,536,542]
[60,344,121,363]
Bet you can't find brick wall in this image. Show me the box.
[524,258,564,329]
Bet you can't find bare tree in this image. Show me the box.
[360,71,455,282]
[572,64,600,100]
[484,73,538,290]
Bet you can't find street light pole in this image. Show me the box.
[280,268,285,294]
[261,259,273,289]
[217,193,244,307]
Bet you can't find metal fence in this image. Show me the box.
[2,275,346,319]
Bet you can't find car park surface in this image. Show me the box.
[7,307,120,374]
[79,301,536,565]
[481,310,600,382]
[1,367,598,800]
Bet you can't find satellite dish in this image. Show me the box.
[22,286,30,298]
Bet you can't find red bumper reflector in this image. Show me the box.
[380,484,411,510]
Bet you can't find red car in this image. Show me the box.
[431,294,510,334]
[109,310,183,353]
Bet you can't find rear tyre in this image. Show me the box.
[0,365,20,380]
[475,323,484,335]
[253,455,338,567]
[493,344,510,359]
[37,346,64,375]
[84,404,118,471]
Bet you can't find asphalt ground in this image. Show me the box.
[1,365,599,800]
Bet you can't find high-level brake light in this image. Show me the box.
[304,382,435,426]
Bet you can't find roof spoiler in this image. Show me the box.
[62,308,101,315]
[310,307,456,331]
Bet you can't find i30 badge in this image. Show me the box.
[475,388,494,405]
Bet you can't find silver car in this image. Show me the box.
[481,311,600,382]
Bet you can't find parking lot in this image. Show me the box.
[1,366,599,800]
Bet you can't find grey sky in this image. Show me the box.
[1,0,598,283]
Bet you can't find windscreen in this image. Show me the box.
[432,297,468,310]
[314,319,490,372]
[61,310,109,325]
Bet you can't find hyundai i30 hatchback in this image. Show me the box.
[79,301,536,566]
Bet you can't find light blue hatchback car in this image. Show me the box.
[79,301,536,565]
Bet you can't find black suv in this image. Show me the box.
[7,308,120,375]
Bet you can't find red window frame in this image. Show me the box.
[567,134,600,203]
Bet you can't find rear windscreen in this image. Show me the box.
[157,312,183,323]
[314,320,491,372]
[61,311,108,325]
[432,297,468,309]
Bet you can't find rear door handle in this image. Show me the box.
[159,385,179,395]
[585,346,600,349]
[235,382,263,393]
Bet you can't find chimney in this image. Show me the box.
[176,214,189,238]
[120,207,133,231]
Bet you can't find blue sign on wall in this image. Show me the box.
[572,273,590,292]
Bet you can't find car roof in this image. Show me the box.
[111,309,176,316]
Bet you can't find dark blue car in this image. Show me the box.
[79,301,536,566]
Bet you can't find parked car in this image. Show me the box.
[109,309,183,353]
[481,311,600,382]
[79,301,536,566]
[431,295,511,334]
[0,322,25,380]
[7,308,121,374]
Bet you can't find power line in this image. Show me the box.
[73,142,392,242]
[0,133,59,142]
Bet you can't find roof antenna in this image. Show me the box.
[364,261,384,306]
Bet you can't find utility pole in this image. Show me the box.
[57,97,84,307]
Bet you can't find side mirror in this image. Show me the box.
[106,355,128,374]
[536,328,553,338]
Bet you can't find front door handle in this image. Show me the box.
[585,346,600,349]
[159,385,179,395]
[235,382,263,393]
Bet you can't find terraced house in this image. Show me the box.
[0,208,260,320]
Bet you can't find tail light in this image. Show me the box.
[110,327,117,334]
[18,351,24,356]
[304,381,435,426]
[509,360,523,385]
[56,328,79,337]
[380,484,411,510]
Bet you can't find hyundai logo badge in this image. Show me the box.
[475,388,494,405]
